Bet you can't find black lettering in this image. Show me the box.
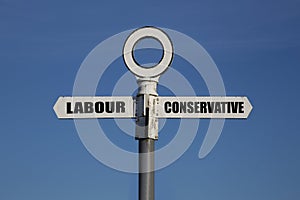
[84,102,93,113]
[207,102,214,113]
[116,101,125,113]
[239,102,244,113]
[194,102,200,113]
[220,102,226,113]
[66,102,73,114]
[74,102,83,113]
[105,102,114,113]
[231,102,238,113]
[95,102,104,113]
[172,102,179,113]
[180,102,187,113]
[187,101,194,113]
[200,102,207,113]
[214,102,221,113]
[165,102,172,113]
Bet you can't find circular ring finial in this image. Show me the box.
[123,26,173,78]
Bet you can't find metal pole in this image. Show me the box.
[139,139,155,200]
[122,27,173,200]
[135,84,157,200]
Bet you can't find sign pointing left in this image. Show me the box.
[53,96,135,119]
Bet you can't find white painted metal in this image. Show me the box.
[135,95,158,139]
[136,78,159,96]
[53,96,135,119]
[155,96,253,119]
[134,72,159,139]
[123,27,172,139]
[123,26,173,78]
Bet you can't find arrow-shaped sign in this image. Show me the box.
[155,96,252,119]
[53,96,135,119]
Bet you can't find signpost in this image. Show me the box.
[155,96,252,119]
[54,96,252,119]
[53,26,253,200]
[53,96,135,118]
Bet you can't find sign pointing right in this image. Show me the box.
[155,96,253,119]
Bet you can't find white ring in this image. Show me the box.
[123,27,173,78]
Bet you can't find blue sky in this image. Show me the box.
[1,0,300,199]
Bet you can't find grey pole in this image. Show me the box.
[139,139,155,200]
[136,82,158,200]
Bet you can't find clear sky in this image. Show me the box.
[1,0,300,199]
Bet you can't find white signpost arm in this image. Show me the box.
[155,96,253,119]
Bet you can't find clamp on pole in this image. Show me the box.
[135,80,158,139]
